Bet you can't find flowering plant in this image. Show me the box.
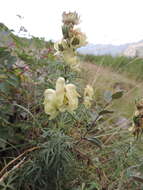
[54,11,87,71]
[44,77,80,119]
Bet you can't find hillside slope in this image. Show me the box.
[82,61,143,118]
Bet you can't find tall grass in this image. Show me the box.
[80,54,143,80]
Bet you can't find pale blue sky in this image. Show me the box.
[1,0,143,45]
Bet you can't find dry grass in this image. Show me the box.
[81,61,143,118]
[76,61,143,189]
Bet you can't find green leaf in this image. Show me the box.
[62,25,70,39]
[104,91,112,102]
[0,48,17,70]
[6,74,20,88]
[133,115,140,126]
[88,182,100,190]
[0,127,14,148]
[99,110,114,116]
[81,183,86,190]
[85,137,102,149]
[0,139,6,149]
[0,82,11,94]
[112,91,124,99]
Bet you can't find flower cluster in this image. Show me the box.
[54,12,87,71]
[83,85,94,108]
[44,77,80,119]
[44,12,93,120]
[62,11,80,25]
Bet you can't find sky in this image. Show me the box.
[1,0,143,45]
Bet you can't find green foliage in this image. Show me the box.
[112,90,124,99]
[0,21,80,190]
[0,26,56,149]
[80,54,143,80]
[2,129,76,190]
[0,15,143,190]
[0,47,22,147]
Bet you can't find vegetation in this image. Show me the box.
[0,12,143,190]
[80,54,143,80]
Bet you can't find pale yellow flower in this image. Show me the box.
[54,41,59,51]
[55,77,66,111]
[134,110,139,116]
[44,77,80,119]
[70,28,87,48]
[54,41,63,52]
[77,32,87,47]
[128,126,134,132]
[61,40,69,49]
[83,85,94,108]
[44,89,59,120]
[65,84,80,112]
[63,52,80,71]
[84,85,94,98]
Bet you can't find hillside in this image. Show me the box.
[123,41,143,57]
[78,43,129,56]
[82,61,143,117]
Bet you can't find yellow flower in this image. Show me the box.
[63,52,80,72]
[65,84,80,112]
[44,77,80,119]
[84,85,94,98]
[55,77,65,108]
[83,85,94,108]
[54,41,63,52]
[70,28,87,48]
[44,89,59,120]
[54,40,69,52]
[128,126,134,132]
[134,110,139,116]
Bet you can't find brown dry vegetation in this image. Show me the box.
[82,61,143,118]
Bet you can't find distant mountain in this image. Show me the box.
[123,41,143,57]
[77,43,129,56]
[77,40,143,56]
